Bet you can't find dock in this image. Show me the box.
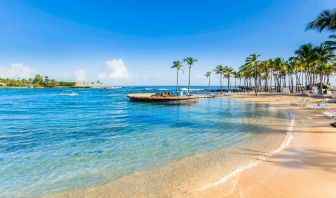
[127,93,198,103]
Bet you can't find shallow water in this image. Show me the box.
[0,87,288,197]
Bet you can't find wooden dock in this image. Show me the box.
[127,93,198,103]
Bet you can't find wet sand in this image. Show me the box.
[46,95,336,198]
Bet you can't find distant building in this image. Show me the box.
[0,83,6,87]
[75,82,84,87]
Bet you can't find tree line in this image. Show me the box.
[171,9,336,95]
[0,74,60,88]
[0,74,105,88]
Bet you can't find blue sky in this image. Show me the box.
[0,0,335,85]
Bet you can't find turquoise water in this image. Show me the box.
[0,87,287,197]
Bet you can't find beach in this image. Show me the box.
[197,94,336,198]
[42,94,336,198]
[2,1,336,197]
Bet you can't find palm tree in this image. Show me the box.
[214,65,225,94]
[260,59,273,92]
[295,43,314,90]
[313,43,334,93]
[266,59,275,92]
[235,71,243,89]
[238,63,253,92]
[205,71,211,94]
[306,9,336,32]
[171,60,183,95]
[224,66,234,92]
[273,58,288,91]
[233,71,237,90]
[183,57,197,95]
[245,54,260,94]
[306,9,336,92]
[289,56,304,92]
[325,34,336,50]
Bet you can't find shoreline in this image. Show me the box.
[45,97,292,198]
[196,94,336,197]
[198,112,295,191]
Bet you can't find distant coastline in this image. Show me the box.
[0,86,121,89]
[0,74,111,89]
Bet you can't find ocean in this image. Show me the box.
[0,87,289,197]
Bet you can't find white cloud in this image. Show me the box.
[74,69,86,82]
[0,64,32,79]
[99,59,129,80]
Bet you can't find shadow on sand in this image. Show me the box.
[239,147,336,173]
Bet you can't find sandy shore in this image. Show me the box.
[46,95,336,198]
[197,94,336,198]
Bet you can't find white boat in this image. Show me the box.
[58,90,78,96]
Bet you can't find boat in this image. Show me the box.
[127,93,198,103]
[58,90,78,96]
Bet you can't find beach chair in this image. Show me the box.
[292,98,310,106]
[291,98,304,106]
[327,99,336,103]
[323,110,336,120]
[301,98,311,106]
[306,101,329,110]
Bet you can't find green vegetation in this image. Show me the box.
[0,73,105,88]
[183,57,197,95]
[171,60,183,94]
[306,9,336,31]
[224,66,234,91]
[214,65,225,94]
[167,9,336,95]
[232,42,335,94]
[58,82,76,87]
[0,74,59,88]
[204,71,211,94]
[236,9,336,94]
[0,78,32,87]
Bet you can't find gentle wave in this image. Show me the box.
[0,88,290,197]
[198,112,295,191]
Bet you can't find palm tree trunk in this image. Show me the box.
[228,77,230,92]
[220,74,223,94]
[327,75,330,84]
[320,71,323,94]
[254,70,257,94]
[304,73,307,91]
[295,72,298,92]
[188,66,191,95]
[270,72,273,92]
[208,77,211,95]
[176,69,179,95]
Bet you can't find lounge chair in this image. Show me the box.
[323,110,336,120]
[327,99,336,103]
[291,98,310,106]
[291,98,304,106]
[306,101,329,110]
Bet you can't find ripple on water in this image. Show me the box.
[0,88,289,198]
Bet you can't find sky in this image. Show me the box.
[0,0,335,86]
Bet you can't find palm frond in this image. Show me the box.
[306,9,336,32]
